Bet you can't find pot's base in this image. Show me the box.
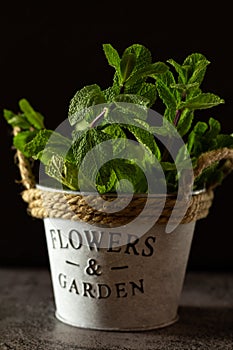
[55,311,179,332]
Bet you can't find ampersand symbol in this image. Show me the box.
[85,259,102,276]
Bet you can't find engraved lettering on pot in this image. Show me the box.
[49,228,157,257]
[58,273,144,299]
[85,258,102,276]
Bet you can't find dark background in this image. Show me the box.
[0,3,232,270]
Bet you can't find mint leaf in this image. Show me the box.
[216,134,233,148]
[19,98,44,129]
[113,93,150,107]
[96,159,148,194]
[103,44,121,76]
[126,62,168,85]
[3,109,32,129]
[72,128,112,167]
[177,109,194,137]
[122,44,152,71]
[187,121,208,154]
[13,130,39,157]
[122,44,152,94]
[178,92,225,110]
[167,58,186,84]
[182,53,210,85]
[68,84,106,125]
[24,130,72,165]
[138,83,157,107]
[102,124,127,155]
[120,53,136,84]
[45,154,79,190]
[126,124,161,160]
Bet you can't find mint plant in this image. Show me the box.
[3,44,233,194]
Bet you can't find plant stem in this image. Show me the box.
[173,109,182,127]
[90,107,108,128]
[161,109,182,162]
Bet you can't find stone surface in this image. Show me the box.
[0,268,232,349]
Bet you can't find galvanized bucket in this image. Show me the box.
[43,215,196,331]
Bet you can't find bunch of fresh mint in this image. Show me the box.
[3,44,233,193]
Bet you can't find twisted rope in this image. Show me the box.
[21,188,214,226]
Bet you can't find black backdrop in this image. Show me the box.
[0,3,232,270]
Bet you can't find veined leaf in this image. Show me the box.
[3,109,31,129]
[178,93,224,110]
[120,53,136,84]
[24,130,72,163]
[177,109,194,137]
[163,108,176,124]
[103,44,121,75]
[97,159,148,194]
[205,117,221,140]
[188,59,210,85]
[45,154,79,190]
[19,98,44,129]
[170,82,199,93]
[187,121,208,153]
[156,79,177,113]
[72,128,112,167]
[167,58,186,84]
[216,134,233,148]
[122,44,152,94]
[126,62,168,85]
[113,93,150,107]
[126,124,161,160]
[138,83,157,107]
[122,44,152,72]
[68,84,106,125]
[182,53,210,85]
[102,124,127,155]
[13,130,39,157]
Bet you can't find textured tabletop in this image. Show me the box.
[0,268,232,350]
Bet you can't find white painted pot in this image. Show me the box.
[43,211,196,331]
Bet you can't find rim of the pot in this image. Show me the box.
[36,184,206,198]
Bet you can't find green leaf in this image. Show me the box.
[113,93,150,107]
[167,58,186,84]
[3,109,31,129]
[120,53,136,84]
[177,109,194,137]
[156,79,177,117]
[72,128,112,166]
[170,82,199,93]
[19,98,44,129]
[122,44,152,94]
[126,124,161,160]
[163,108,176,124]
[45,154,79,190]
[24,130,72,164]
[137,83,157,107]
[122,44,152,71]
[216,134,233,148]
[126,62,168,85]
[68,84,106,125]
[13,130,39,157]
[182,53,210,85]
[103,44,121,75]
[205,117,221,140]
[107,101,148,124]
[97,159,148,194]
[178,93,225,110]
[102,124,127,155]
[187,121,208,154]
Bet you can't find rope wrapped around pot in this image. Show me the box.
[13,127,233,227]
